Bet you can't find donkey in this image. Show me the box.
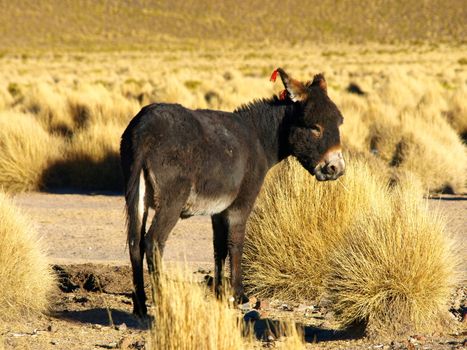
[120,68,345,316]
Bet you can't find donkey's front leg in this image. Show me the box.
[226,210,249,304]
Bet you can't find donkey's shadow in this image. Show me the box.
[54,308,363,343]
[248,317,365,343]
[53,308,149,330]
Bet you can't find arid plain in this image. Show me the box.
[0,1,466,349]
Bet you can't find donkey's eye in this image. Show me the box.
[310,124,323,138]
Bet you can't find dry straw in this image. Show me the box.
[149,262,246,350]
[0,192,54,325]
[0,53,466,194]
[148,265,306,349]
[0,111,63,192]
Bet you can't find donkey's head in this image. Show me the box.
[274,68,345,181]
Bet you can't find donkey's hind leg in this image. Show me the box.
[144,185,190,275]
[129,206,148,317]
[212,213,229,298]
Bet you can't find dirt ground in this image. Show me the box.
[2,192,466,350]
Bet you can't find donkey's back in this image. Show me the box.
[121,103,266,218]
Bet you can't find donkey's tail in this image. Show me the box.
[120,117,146,247]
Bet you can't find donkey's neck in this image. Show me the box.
[235,99,295,169]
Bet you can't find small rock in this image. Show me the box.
[132,340,145,349]
[118,337,132,350]
[96,342,118,349]
[116,323,127,331]
[47,324,56,332]
[73,295,89,303]
[92,324,103,330]
[50,340,58,345]
[196,267,211,274]
[412,334,426,342]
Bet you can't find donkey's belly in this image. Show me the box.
[180,188,236,218]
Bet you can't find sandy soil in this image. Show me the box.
[2,192,466,349]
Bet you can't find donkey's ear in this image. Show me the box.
[271,68,307,102]
[311,73,327,93]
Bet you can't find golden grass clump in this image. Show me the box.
[244,157,386,301]
[0,192,54,323]
[149,267,245,350]
[244,156,457,336]
[324,182,457,336]
[0,111,62,192]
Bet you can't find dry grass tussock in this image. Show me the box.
[324,182,457,337]
[244,157,458,336]
[0,192,54,325]
[149,264,306,349]
[0,111,62,192]
[243,157,387,301]
[149,265,246,350]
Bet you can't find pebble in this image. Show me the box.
[239,302,250,311]
[116,323,127,331]
[96,342,118,349]
[47,324,57,332]
[118,337,133,350]
[280,303,293,311]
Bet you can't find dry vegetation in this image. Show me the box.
[0,192,54,326]
[0,44,466,193]
[149,264,306,349]
[0,1,465,347]
[149,266,246,350]
[244,157,458,337]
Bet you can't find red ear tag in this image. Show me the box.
[270,69,279,82]
[279,89,288,100]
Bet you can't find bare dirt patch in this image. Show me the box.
[2,193,466,349]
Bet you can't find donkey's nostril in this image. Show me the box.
[328,164,337,175]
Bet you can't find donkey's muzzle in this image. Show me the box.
[314,149,345,181]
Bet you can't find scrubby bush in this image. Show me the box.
[324,182,456,336]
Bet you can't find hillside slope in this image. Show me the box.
[0,0,465,51]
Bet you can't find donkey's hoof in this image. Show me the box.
[132,306,148,319]
[236,293,250,305]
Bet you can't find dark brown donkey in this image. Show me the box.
[120,68,345,316]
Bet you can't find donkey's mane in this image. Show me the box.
[234,95,292,116]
